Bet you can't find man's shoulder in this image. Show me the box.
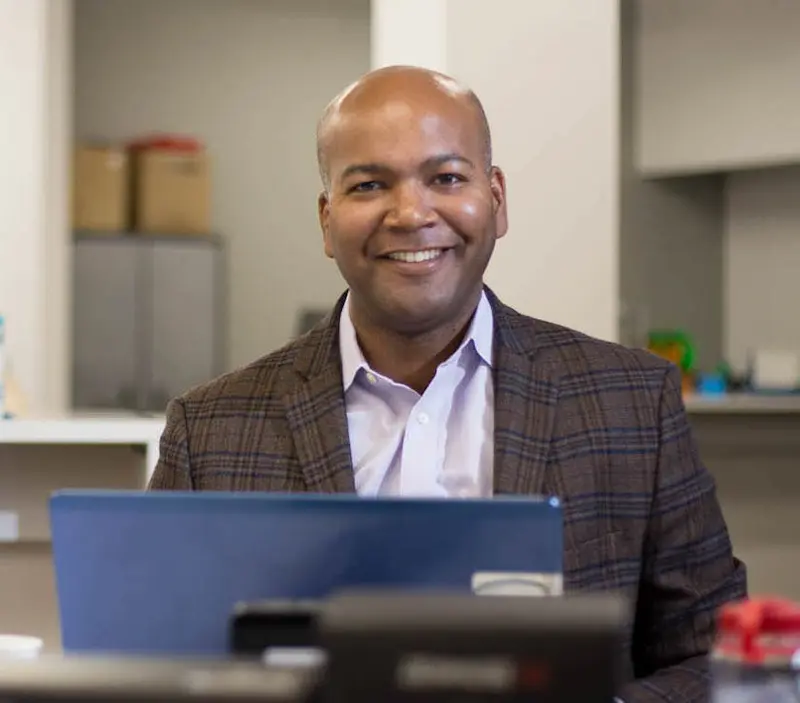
[175,301,677,408]
[175,333,309,411]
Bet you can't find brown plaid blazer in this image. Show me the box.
[150,288,746,702]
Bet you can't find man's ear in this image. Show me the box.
[319,191,334,258]
[489,166,508,240]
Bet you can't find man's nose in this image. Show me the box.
[384,181,436,231]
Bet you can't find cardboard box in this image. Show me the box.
[135,149,211,234]
[72,146,130,231]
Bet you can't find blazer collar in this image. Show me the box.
[291,285,545,380]
[290,291,348,382]
[286,286,561,497]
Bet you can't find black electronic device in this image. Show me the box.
[230,600,321,657]
[318,591,627,702]
[1,591,626,703]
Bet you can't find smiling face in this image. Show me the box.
[318,69,508,336]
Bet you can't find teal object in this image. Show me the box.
[697,374,726,395]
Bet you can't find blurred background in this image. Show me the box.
[1,0,799,648]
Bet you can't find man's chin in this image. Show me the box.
[371,292,464,336]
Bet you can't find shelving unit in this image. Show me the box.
[0,413,164,540]
[0,413,165,456]
[685,394,800,415]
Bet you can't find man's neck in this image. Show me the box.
[349,293,482,394]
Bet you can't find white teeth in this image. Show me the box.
[387,249,443,263]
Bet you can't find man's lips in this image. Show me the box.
[373,247,455,277]
[376,247,452,263]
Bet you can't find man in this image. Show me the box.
[150,66,746,700]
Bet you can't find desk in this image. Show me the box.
[0,413,165,650]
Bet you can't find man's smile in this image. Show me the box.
[376,247,455,275]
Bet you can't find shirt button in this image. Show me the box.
[417,412,429,425]
[366,373,377,385]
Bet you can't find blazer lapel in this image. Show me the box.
[488,290,561,497]
[283,287,562,497]
[283,293,356,494]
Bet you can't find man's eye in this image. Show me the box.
[434,173,465,186]
[351,181,383,193]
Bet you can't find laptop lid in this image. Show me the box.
[50,491,562,656]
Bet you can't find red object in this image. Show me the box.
[128,134,203,153]
[717,597,800,664]
[517,661,550,690]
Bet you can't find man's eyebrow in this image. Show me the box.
[340,163,386,181]
[339,153,475,182]
[424,153,475,169]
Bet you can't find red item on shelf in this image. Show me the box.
[128,134,204,153]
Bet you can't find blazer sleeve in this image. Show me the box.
[618,365,747,703]
[147,398,194,490]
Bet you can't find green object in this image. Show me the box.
[715,361,732,381]
[647,329,696,372]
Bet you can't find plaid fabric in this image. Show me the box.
[150,287,746,702]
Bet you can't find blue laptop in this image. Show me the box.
[49,491,563,655]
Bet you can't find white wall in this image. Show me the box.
[371,0,447,74]
[724,167,800,371]
[451,2,620,341]
[0,0,72,416]
[74,0,370,369]
[371,0,621,342]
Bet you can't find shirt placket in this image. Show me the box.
[398,365,452,496]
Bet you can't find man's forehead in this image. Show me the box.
[317,66,492,186]
[328,69,472,117]
[334,100,475,138]
[325,105,482,173]
[329,86,476,135]
[324,88,483,155]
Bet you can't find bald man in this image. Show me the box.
[150,66,746,702]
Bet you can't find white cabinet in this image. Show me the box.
[635,0,800,176]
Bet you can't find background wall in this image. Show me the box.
[620,0,724,371]
[74,0,370,370]
[371,0,447,75]
[633,0,800,600]
[724,167,800,372]
[446,1,621,342]
[635,0,800,372]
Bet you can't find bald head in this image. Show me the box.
[316,65,492,191]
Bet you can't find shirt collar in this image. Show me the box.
[339,290,494,391]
